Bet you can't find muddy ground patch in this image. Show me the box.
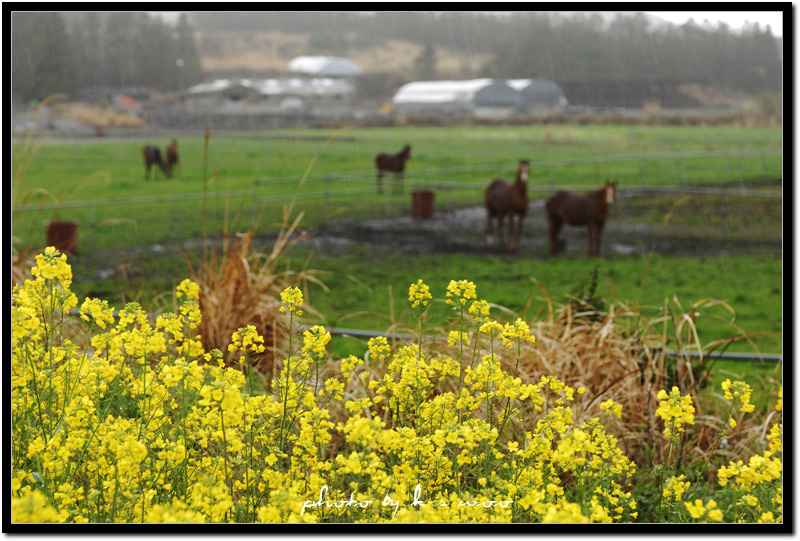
[306,190,782,259]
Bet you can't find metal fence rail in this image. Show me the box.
[300,325,782,363]
[59,309,781,363]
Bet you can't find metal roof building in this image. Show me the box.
[181,78,356,113]
[391,79,521,114]
[289,56,363,77]
[508,79,569,108]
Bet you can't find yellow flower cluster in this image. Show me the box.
[10,250,783,525]
[715,428,782,523]
[500,318,536,349]
[176,278,200,300]
[721,379,756,413]
[408,279,432,309]
[279,286,303,314]
[662,475,691,501]
[600,399,623,420]
[303,325,332,361]
[655,387,695,436]
[684,499,723,522]
[445,279,477,308]
[228,325,266,363]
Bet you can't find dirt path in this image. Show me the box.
[308,195,781,259]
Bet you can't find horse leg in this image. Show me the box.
[487,213,496,245]
[594,221,606,258]
[393,172,403,194]
[497,214,506,247]
[377,171,384,193]
[507,214,516,249]
[548,217,562,255]
[513,213,525,250]
[587,224,598,258]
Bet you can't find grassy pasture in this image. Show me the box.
[12,124,781,253]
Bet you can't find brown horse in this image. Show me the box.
[166,139,180,179]
[143,145,167,180]
[376,144,411,193]
[485,160,530,250]
[546,181,617,258]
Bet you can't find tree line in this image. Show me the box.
[192,11,782,95]
[12,11,782,105]
[12,12,203,104]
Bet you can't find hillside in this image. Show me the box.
[196,30,491,79]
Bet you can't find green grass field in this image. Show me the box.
[13,124,781,252]
[273,247,782,355]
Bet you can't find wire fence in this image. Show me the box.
[13,149,782,255]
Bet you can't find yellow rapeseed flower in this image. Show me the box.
[655,387,695,436]
[176,278,200,300]
[445,279,477,308]
[408,279,432,308]
[279,286,304,314]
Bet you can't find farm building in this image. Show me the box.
[508,79,569,109]
[179,77,356,113]
[391,79,522,118]
[289,56,363,77]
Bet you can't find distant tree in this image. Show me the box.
[413,37,437,80]
[98,12,203,92]
[308,32,350,56]
[101,12,139,88]
[71,12,106,88]
[12,12,81,102]
[172,13,203,90]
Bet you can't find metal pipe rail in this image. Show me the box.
[299,326,782,363]
[59,310,780,363]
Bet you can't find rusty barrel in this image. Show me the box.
[411,190,435,219]
[46,221,79,255]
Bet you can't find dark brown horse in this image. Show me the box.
[376,144,411,193]
[166,139,180,179]
[143,145,167,180]
[485,160,530,250]
[546,181,617,258]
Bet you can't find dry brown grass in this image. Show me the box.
[53,102,147,128]
[185,216,326,389]
[74,106,146,128]
[505,291,774,469]
[12,249,34,290]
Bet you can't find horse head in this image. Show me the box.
[604,181,618,205]
[517,160,530,182]
[402,144,411,160]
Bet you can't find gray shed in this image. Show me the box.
[509,79,568,108]
[392,79,521,114]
